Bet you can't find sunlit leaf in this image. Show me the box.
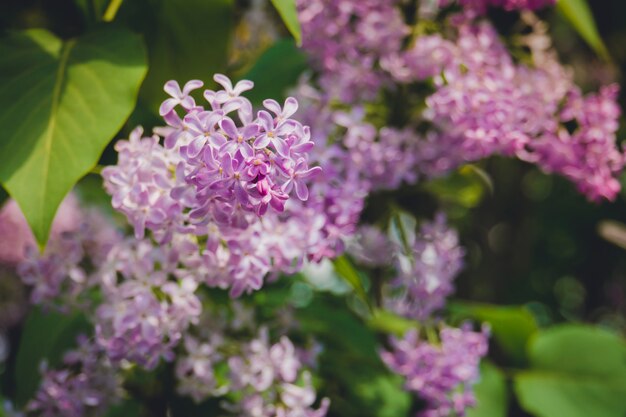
[0,27,147,247]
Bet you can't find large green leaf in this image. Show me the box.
[449,302,538,365]
[243,38,308,105]
[514,325,626,417]
[270,0,302,45]
[557,0,610,60]
[130,0,235,113]
[0,27,147,247]
[467,362,508,417]
[15,307,91,405]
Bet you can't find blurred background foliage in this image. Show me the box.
[2,1,626,416]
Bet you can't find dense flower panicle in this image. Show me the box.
[103,75,334,297]
[389,18,625,198]
[531,84,624,201]
[160,75,320,225]
[102,127,185,242]
[17,208,122,309]
[388,214,465,320]
[95,237,202,369]
[333,109,420,190]
[27,336,121,417]
[297,0,408,102]
[175,306,329,416]
[381,325,489,417]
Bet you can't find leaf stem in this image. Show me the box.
[103,0,124,22]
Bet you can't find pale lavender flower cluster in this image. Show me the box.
[27,336,121,417]
[95,236,202,369]
[532,85,624,201]
[388,18,625,199]
[103,75,331,297]
[160,75,320,222]
[297,0,408,102]
[17,208,121,309]
[388,214,465,320]
[298,0,624,201]
[227,330,329,417]
[381,325,489,417]
[175,305,329,417]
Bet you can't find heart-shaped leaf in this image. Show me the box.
[0,27,147,247]
[514,325,626,417]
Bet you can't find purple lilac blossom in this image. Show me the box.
[393,18,624,200]
[297,0,408,102]
[387,214,465,320]
[95,236,202,369]
[381,325,489,417]
[175,306,329,416]
[104,75,336,297]
[17,208,122,309]
[531,84,624,201]
[27,336,121,417]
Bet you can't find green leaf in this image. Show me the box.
[467,362,508,417]
[557,0,610,61]
[332,256,372,311]
[353,374,412,417]
[243,38,308,105]
[449,303,538,364]
[0,27,147,247]
[269,0,302,45]
[130,0,235,113]
[368,309,416,337]
[514,325,626,417]
[15,307,91,405]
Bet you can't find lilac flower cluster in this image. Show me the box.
[381,325,490,417]
[27,336,121,417]
[532,85,624,201]
[299,0,624,201]
[103,75,333,297]
[389,214,465,320]
[17,208,121,309]
[297,0,408,102]
[95,236,202,369]
[175,305,328,417]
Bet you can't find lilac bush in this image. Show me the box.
[1,0,624,417]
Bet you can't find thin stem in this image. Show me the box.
[102,0,124,22]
